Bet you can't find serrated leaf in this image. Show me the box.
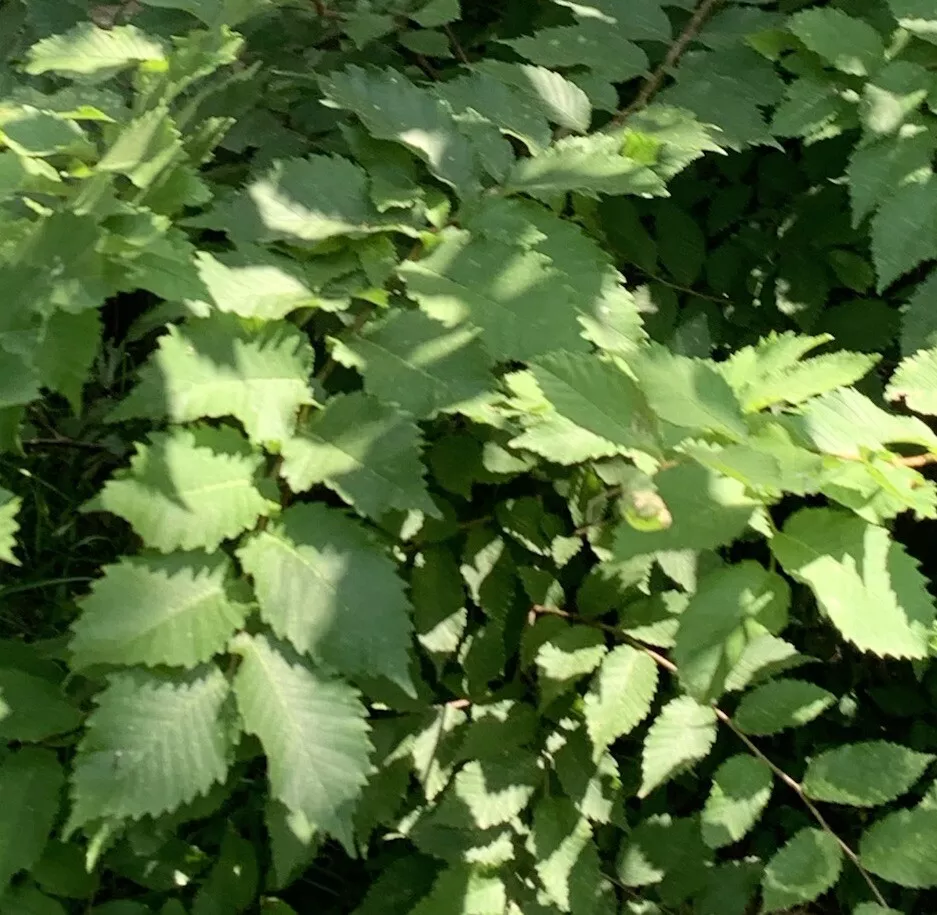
[887,347,937,415]
[583,644,658,751]
[613,463,760,561]
[886,0,937,42]
[761,827,843,913]
[398,231,588,362]
[860,806,937,887]
[0,667,81,741]
[432,755,538,830]
[771,508,935,659]
[281,393,435,520]
[97,105,182,189]
[67,667,234,831]
[332,310,494,419]
[0,487,20,565]
[139,0,271,27]
[724,636,814,693]
[531,798,601,913]
[231,634,371,837]
[24,24,166,77]
[674,562,790,702]
[617,814,710,890]
[0,749,63,895]
[639,696,717,797]
[803,741,934,807]
[504,133,666,199]
[321,67,479,195]
[265,801,317,892]
[238,503,413,690]
[902,272,937,356]
[113,315,314,445]
[536,627,607,700]
[872,175,937,290]
[733,678,835,735]
[71,553,249,670]
[192,826,258,915]
[87,426,274,553]
[853,906,902,915]
[789,8,885,76]
[215,154,412,245]
[409,867,506,915]
[35,308,101,413]
[701,755,773,849]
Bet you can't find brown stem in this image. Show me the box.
[445,24,470,64]
[529,604,890,908]
[896,452,937,468]
[610,0,723,126]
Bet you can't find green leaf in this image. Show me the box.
[332,310,494,419]
[788,8,885,76]
[215,155,412,245]
[536,627,607,701]
[504,133,666,199]
[113,315,314,445]
[531,798,601,913]
[583,644,658,751]
[67,667,234,831]
[97,105,182,190]
[238,503,413,690]
[321,67,479,195]
[409,867,506,915]
[761,827,843,913]
[803,741,934,807]
[398,231,588,362]
[886,0,937,42]
[771,508,935,659]
[231,633,371,838]
[35,308,101,414]
[432,756,537,830]
[853,906,902,915]
[872,175,937,290]
[613,463,760,561]
[0,749,63,895]
[192,826,258,915]
[71,552,249,670]
[0,487,20,565]
[639,696,717,798]
[733,678,835,735]
[24,24,167,78]
[139,0,271,27]
[701,755,773,850]
[902,272,937,356]
[0,885,68,915]
[860,807,937,887]
[0,106,91,158]
[674,562,790,702]
[887,347,937,415]
[617,814,711,892]
[87,426,274,553]
[281,393,435,520]
[0,667,81,741]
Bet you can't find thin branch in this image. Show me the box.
[445,24,470,64]
[610,0,723,126]
[529,604,890,908]
[895,452,937,468]
[314,307,373,386]
[23,437,109,452]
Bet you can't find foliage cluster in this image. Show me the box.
[5,0,937,912]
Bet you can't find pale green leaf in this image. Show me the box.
[321,67,479,195]
[701,755,773,849]
[0,487,20,565]
[409,867,506,915]
[398,231,588,362]
[432,756,538,830]
[674,562,790,702]
[504,133,666,199]
[536,627,607,700]
[872,174,937,290]
[24,24,167,77]
[71,553,249,670]
[531,798,601,913]
[887,347,937,415]
[853,906,902,915]
[803,741,934,807]
[789,8,885,76]
[733,678,835,735]
[613,463,760,561]
[332,310,494,419]
[725,635,814,693]
[0,749,63,895]
[67,667,234,831]
[112,315,314,445]
[860,807,937,887]
[87,427,274,553]
[761,827,843,913]
[215,154,412,245]
[0,668,81,741]
[887,0,937,42]
[630,345,747,439]
[238,503,413,690]
[771,508,935,659]
[583,645,658,751]
[639,696,717,797]
[97,105,182,189]
[281,393,436,520]
[0,106,91,158]
[231,634,371,837]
